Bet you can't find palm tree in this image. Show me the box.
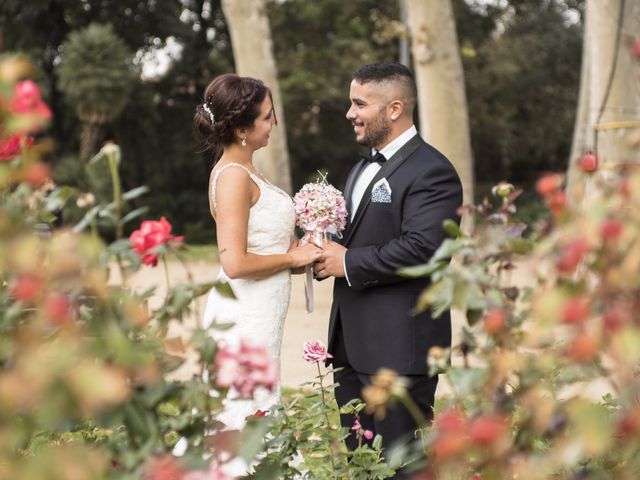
[57,23,135,162]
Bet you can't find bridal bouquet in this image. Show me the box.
[293,176,348,312]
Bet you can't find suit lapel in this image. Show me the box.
[343,134,424,245]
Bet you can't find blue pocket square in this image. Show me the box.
[371,178,392,203]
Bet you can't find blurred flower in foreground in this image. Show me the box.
[214,340,276,398]
[362,368,408,420]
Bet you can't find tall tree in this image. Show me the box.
[406,0,475,208]
[221,0,292,193]
[56,24,135,161]
[567,0,640,197]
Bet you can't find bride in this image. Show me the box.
[193,74,322,432]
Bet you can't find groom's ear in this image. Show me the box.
[388,100,404,121]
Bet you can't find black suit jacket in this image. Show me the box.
[328,133,463,375]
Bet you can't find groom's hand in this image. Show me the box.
[314,241,346,279]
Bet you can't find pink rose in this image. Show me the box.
[214,341,276,399]
[10,80,52,119]
[351,419,374,440]
[303,340,333,363]
[0,135,32,161]
[129,217,184,266]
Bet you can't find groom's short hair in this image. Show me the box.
[352,62,417,114]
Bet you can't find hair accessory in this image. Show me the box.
[202,103,215,124]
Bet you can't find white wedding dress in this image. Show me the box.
[203,162,296,430]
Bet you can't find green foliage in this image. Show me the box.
[268,0,401,189]
[57,23,135,123]
[462,0,583,188]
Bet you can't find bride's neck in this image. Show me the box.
[221,144,254,167]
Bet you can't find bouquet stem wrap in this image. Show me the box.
[300,230,328,313]
[293,177,348,314]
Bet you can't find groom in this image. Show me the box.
[314,62,463,460]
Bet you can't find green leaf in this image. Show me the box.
[214,281,236,299]
[504,237,534,254]
[73,204,101,232]
[442,219,462,238]
[120,206,149,226]
[398,262,440,278]
[121,185,149,201]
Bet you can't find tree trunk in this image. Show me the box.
[405,0,474,223]
[80,121,104,162]
[221,0,292,194]
[568,0,640,197]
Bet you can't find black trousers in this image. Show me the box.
[332,319,438,475]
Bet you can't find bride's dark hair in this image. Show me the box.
[194,74,275,156]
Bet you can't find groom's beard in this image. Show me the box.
[357,109,392,150]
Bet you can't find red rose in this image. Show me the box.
[535,173,563,197]
[556,239,588,274]
[431,432,469,460]
[483,309,507,335]
[603,307,628,332]
[578,152,598,173]
[43,293,72,325]
[0,135,21,161]
[22,162,51,187]
[561,297,589,325]
[10,274,42,302]
[129,217,184,267]
[436,408,466,433]
[547,190,567,217]
[469,414,507,446]
[600,218,623,241]
[567,331,599,362]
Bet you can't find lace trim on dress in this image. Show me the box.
[210,162,262,211]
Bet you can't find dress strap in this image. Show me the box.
[210,162,261,211]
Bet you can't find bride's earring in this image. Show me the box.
[242,137,247,147]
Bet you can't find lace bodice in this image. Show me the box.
[211,162,295,256]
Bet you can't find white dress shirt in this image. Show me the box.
[343,125,418,285]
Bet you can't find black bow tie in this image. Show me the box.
[364,151,386,164]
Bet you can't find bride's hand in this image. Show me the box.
[287,242,323,269]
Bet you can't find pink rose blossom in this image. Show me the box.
[303,340,333,363]
[0,135,32,161]
[129,217,184,266]
[214,341,276,398]
[352,419,374,440]
[10,80,52,119]
[351,419,363,431]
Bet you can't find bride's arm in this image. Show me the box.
[214,168,321,280]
